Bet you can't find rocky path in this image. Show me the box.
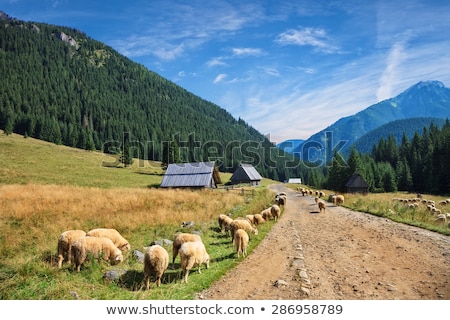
[199,185,450,300]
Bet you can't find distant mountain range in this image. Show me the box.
[278,80,450,161]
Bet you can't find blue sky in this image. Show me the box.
[2,0,450,143]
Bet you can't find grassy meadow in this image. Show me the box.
[0,131,279,299]
[1,131,449,300]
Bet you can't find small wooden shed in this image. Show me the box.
[345,173,369,193]
[230,163,263,186]
[160,161,221,188]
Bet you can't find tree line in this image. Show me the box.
[324,120,450,195]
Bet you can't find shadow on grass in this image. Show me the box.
[118,268,181,291]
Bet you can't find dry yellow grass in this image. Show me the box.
[0,183,246,257]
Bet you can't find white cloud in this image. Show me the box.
[213,73,227,84]
[275,27,339,53]
[376,42,406,101]
[232,47,264,57]
[206,58,227,67]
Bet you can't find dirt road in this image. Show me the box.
[200,184,450,300]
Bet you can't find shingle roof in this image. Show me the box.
[345,173,369,188]
[160,161,221,188]
[230,163,263,182]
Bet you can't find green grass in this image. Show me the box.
[0,130,281,299]
[0,131,167,188]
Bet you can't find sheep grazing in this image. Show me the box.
[318,201,326,213]
[179,241,210,283]
[230,219,258,243]
[57,229,86,269]
[172,233,202,267]
[144,245,169,289]
[245,214,255,225]
[234,229,249,258]
[71,236,123,272]
[86,228,130,252]
[275,194,287,206]
[253,213,265,225]
[260,208,272,221]
[334,195,345,206]
[271,204,281,221]
[218,214,233,234]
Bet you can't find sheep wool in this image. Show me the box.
[71,236,123,272]
[144,245,169,289]
[318,201,326,213]
[334,195,345,206]
[230,219,258,243]
[271,204,281,221]
[260,208,272,221]
[57,229,86,269]
[86,228,131,252]
[172,233,203,266]
[234,229,249,258]
[218,214,233,234]
[253,213,265,225]
[179,241,210,283]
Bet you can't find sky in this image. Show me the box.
[2,0,450,143]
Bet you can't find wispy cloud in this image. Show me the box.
[206,58,227,67]
[110,1,265,61]
[376,42,406,101]
[232,47,265,57]
[275,27,339,53]
[213,73,227,84]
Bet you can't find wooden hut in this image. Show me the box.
[345,173,369,193]
[160,161,221,188]
[230,163,263,187]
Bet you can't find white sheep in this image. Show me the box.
[230,219,258,243]
[271,204,281,221]
[318,200,326,213]
[144,244,169,289]
[245,214,255,224]
[234,229,249,258]
[179,241,210,283]
[86,228,130,252]
[218,214,233,234]
[260,208,272,221]
[334,195,345,206]
[71,236,123,272]
[172,233,202,267]
[57,229,86,269]
[253,213,265,225]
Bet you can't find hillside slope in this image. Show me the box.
[0,12,283,176]
[350,117,446,155]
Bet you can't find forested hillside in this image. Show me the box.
[349,117,446,156]
[0,13,303,180]
[326,120,450,194]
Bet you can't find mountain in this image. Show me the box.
[351,117,447,155]
[0,11,302,180]
[276,139,304,154]
[285,80,450,161]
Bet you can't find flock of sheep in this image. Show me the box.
[56,227,210,289]
[392,196,450,227]
[298,186,345,213]
[55,193,286,289]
